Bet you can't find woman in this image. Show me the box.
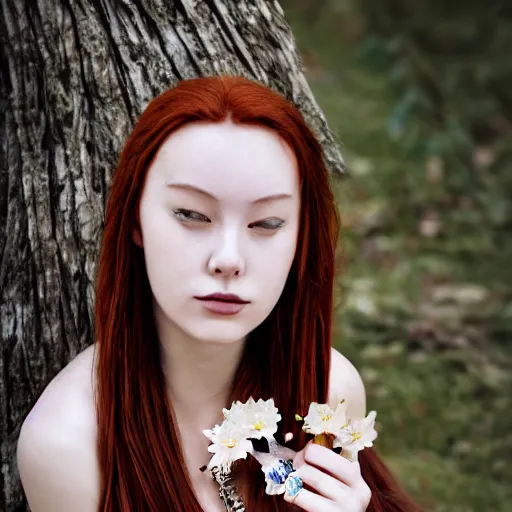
[17,75,420,511]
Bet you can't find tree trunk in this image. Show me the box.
[0,1,344,510]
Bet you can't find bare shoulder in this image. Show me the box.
[328,347,367,419]
[17,344,100,512]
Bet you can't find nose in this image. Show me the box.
[207,232,245,278]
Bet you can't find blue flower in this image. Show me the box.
[261,459,295,495]
[267,459,294,484]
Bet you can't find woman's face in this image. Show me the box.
[133,119,300,344]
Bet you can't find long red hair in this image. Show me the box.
[93,75,420,511]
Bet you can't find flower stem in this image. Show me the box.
[312,433,335,448]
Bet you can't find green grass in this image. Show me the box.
[282,2,512,510]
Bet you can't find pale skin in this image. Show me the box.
[17,119,371,511]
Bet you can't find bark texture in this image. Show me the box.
[0,1,345,510]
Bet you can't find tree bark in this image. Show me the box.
[0,1,344,510]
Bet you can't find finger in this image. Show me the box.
[292,440,311,470]
[295,462,349,502]
[304,443,362,487]
[284,487,338,512]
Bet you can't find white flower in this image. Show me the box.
[334,410,378,462]
[302,401,348,436]
[203,422,253,472]
[224,397,281,440]
[203,398,281,472]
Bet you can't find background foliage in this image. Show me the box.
[282,0,512,510]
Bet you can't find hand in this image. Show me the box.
[286,442,371,511]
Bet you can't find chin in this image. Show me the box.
[187,322,254,346]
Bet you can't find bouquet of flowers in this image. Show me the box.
[203,398,378,500]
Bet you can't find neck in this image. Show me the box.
[156,316,246,429]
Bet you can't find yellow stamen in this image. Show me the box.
[221,438,237,448]
[253,421,265,431]
[321,413,332,422]
[351,432,362,441]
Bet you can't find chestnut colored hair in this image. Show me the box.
[94,75,420,511]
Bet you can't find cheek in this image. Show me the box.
[141,223,201,303]
[255,234,297,298]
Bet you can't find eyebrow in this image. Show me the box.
[165,181,293,204]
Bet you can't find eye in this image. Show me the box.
[173,208,211,223]
[249,218,286,230]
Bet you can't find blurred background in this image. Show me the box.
[280,1,512,510]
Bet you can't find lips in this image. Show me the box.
[195,292,250,304]
[195,293,250,316]
[198,300,247,315]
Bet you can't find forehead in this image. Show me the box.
[147,120,299,199]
